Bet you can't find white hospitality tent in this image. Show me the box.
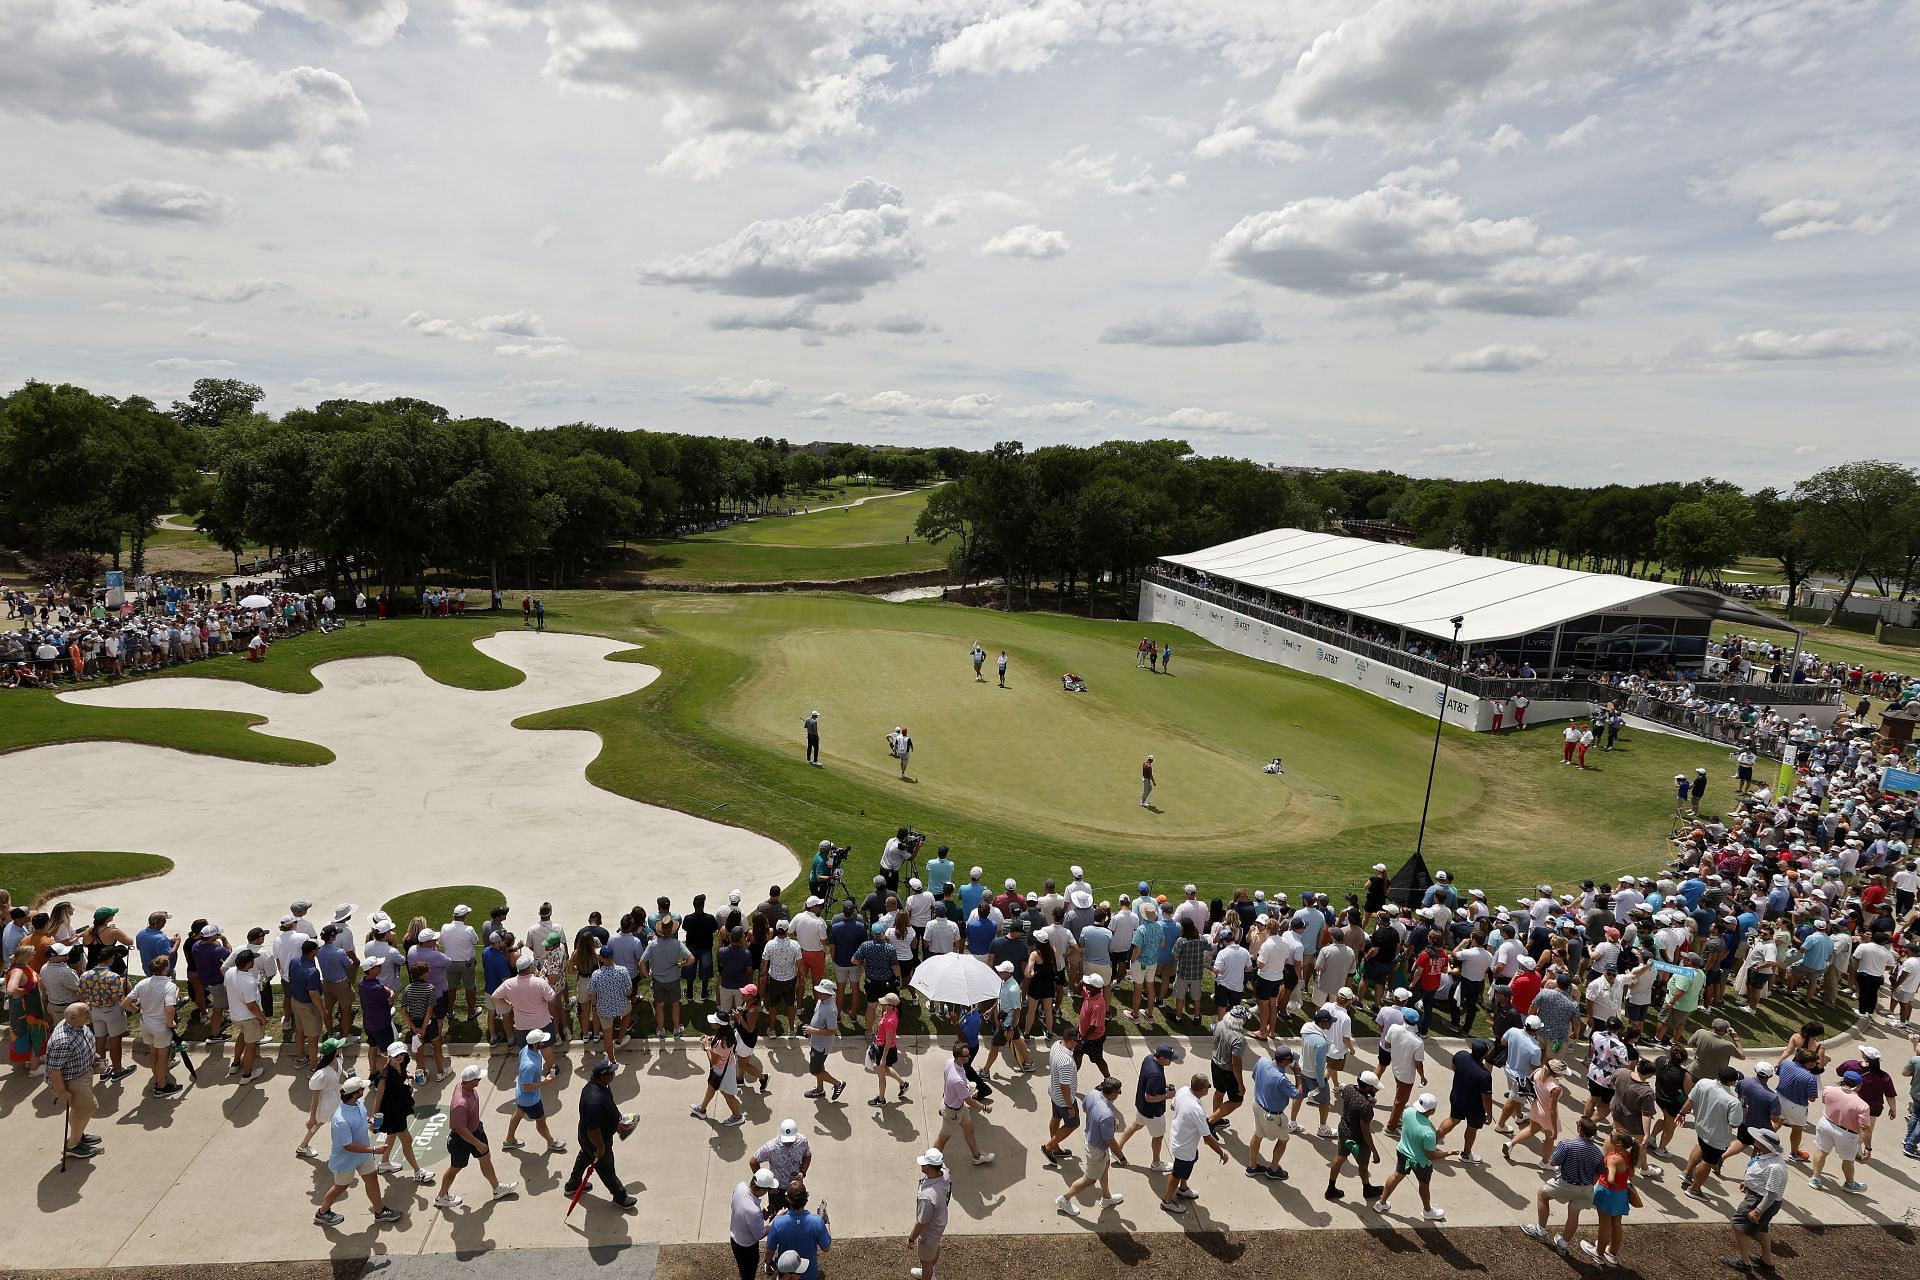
[1157,528,1793,673]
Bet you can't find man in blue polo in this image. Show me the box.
[764,1185,832,1277]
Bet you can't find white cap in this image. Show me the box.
[1414,1093,1437,1113]
[453,905,472,917]
[779,1118,802,1144]
[1373,863,1388,872]
[1005,878,1017,889]
[753,1167,780,1189]
[774,1251,810,1274]
[418,929,440,942]
[908,878,922,891]
[516,954,536,971]
[387,1040,409,1057]
[729,890,742,904]
[996,961,1015,975]
[526,1029,552,1045]
[1358,1070,1380,1088]
[200,923,220,937]
[1083,972,1106,989]
[1070,866,1084,878]
[918,1148,946,1168]
[1524,1015,1543,1030]
[1519,956,1537,971]
[363,956,386,972]
[970,866,983,878]
[340,1076,370,1096]
[1337,986,1355,1000]
[775,919,791,932]
[279,914,298,926]
[460,1065,485,1083]
[805,896,823,909]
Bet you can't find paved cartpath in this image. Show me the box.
[5,1021,1918,1269]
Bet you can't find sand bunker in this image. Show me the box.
[1,631,796,926]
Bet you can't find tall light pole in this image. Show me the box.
[1414,614,1466,861]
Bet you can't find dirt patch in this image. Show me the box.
[653,1222,1916,1279]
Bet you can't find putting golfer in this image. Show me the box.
[1140,755,1156,808]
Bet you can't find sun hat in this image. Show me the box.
[332,903,356,923]
[708,1013,728,1027]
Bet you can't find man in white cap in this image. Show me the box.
[501,1028,567,1153]
[440,905,480,1024]
[1373,1091,1450,1220]
[315,1076,401,1227]
[752,1116,815,1211]
[793,896,829,994]
[802,979,847,1101]
[437,1063,519,1209]
[731,1166,780,1280]
[908,1148,951,1279]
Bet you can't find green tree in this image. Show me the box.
[1793,460,1920,623]
[170,377,264,433]
[1653,491,1753,585]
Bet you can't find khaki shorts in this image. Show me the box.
[291,1000,324,1037]
[1778,1098,1808,1127]
[1136,1112,1166,1138]
[142,1024,172,1048]
[717,988,744,1013]
[1542,1176,1590,1204]
[1085,961,1113,986]
[1085,1147,1112,1179]
[917,1234,943,1263]
[1254,1107,1289,1142]
[937,1104,968,1141]
[91,1006,128,1038]
[232,1017,265,1044]
[333,1154,377,1187]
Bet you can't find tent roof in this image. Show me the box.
[1160,528,1793,645]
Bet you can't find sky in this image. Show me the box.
[1,0,1916,486]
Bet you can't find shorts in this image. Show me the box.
[1697,1141,1726,1172]
[1214,985,1243,1011]
[1395,1153,1433,1183]
[1254,1107,1288,1141]
[937,1105,968,1141]
[834,965,859,989]
[333,1154,377,1187]
[1814,1119,1860,1161]
[1778,1098,1808,1127]
[709,1064,740,1097]
[90,1006,128,1038]
[291,1000,323,1038]
[1051,1101,1080,1125]
[801,951,826,981]
[1210,1061,1243,1103]
[917,1234,943,1263]
[141,1024,172,1048]
[768,978,796,1005]
[517,1098,546,1120]
[232,1017,265,1044]
[1085,1147,1112,1180]
[718,987,744,1013]
[323,978,352,1009]
[1172,976,1201,1003]
[808,1049,829,1075]
[1507,1072,1536,1102]
[209,986,230,1011]
[1302,1075,1329,1105]
[1254,976,1282,1001]
[1542,1176,1591,1205]
[1590,1081,1617,1105]
[1362,961,1390,986]
[651,978,682,1004]
[871,1045,899,1068]
[446,959,476,994]
[863,978,897,1004]
[1136,1112,1166,1137]
[1592,1184,1631,1217]
[1086,961,1112,986]
[449,1125,487,1168]
[1129,958,1154,984]
[1626,1001,1650,1025]
[1731,1190,1781,1235]
[1171,1155,1197,1181]
[1449,1096,1486,1127]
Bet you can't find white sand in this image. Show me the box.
[0,631,796,926]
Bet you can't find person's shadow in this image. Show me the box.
[1142,804,1162,814]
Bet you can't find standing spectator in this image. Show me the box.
[1056,1076,1128,1215]
[730,1168,780,1280]
[500,953,557,1047]
[436,1064,519,1209]
[1247,1044,1301,1179]
[222,949,268,1083]
[1040,1027,1083,1164]
[286,939,325,1068]
[122,954,181,1096]
[1584,1130,1640,1267]
[564,1058,636,1209]
[765,1186,831,1275]
[908,1149,951,1279]
[44,1003,100,1160]
[77,949,133,1081]
[1160,1074,1228,1214]
[586,947,633,1057]
[439,905,481,1023]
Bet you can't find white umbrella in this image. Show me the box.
[909,952,1002,1006]
[240,594,272,609]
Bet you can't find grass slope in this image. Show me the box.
[616,489,944,583]
[0,689,333,765]
[0,851,175,910]
[381,885,507,934]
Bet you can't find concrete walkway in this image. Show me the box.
[5,1020,1918,1269]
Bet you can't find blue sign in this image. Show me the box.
[105,570,124,591]
[1885,767,1920,793]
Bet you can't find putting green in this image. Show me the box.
[713,607,1481,852]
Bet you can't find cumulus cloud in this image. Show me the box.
[1050,147,1188,197]
[1691,133,1909,240]
[682,377,787,404]
[186,278,289,303]
[449,0,888,178]
[1138,406,1267,435]
[925,189,1030,228]
[263,0,410,45]
[290,376,383,396]
[931,0,1093,76]
[708,302,858,337]
[403,307,573,356]
[1380,159,1459,186]
[1266,0,1672,136]
[1,0,367,167]
[639,178,919,302]
[1755,200,1894,240]
[1469,123,1527,155]
[85,179,235,224]
[1428,343,1546,372]
[851,391,994,418]
[151,356,238,372]
[794,408,831,421]
[1193,123,1305,163]
[1712,328,1914,361]
[980,224,1070,258]
[1005,400,1095,421]
[1100,306,1264,347]
[873,313,934,334]
[1211,184,1643,317]
[1419,441,1493,458]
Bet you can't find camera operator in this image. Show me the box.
[810,841,849,901]
[880,827,919,893]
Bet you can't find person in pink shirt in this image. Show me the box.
[1809,1073,1871,1192]
[498,955,556,1044]
[1076,974,1112,1077]
[870,992,904,1107]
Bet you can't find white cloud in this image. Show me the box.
[708,302,857,336]
[980,224,1070,258]
[873,313,934,335]
[1429,342,1547,372]
[1050,147,1188,197]
[931,0,1093,77]
[492,341,577,359]
[403,307,573,356]
[925,189,1029,227]
[85,179,235,224]
[1469,123,1527,155]
[186,278,289,303]
[1419,440,1493,458]
[849,390,994,418]
[22,244,181,280]
[1193,123,1305,163]
[1692,133,1911,241]
[854,390,922,415]
[682,377,787,404]
[1547,114,1602,150]
[1005,400,1095,421]
[921,393,997,419]
[184,321,244,342]
[263,0,409,45]
[290,376,383,396]
[1138,406,1266,435]
[639,178,919,301]
[1212,184,1644,317]
[1380,158,1459,186]
[816,392,852,406]
[1713,328,1914,362]
[1266,0,1672,136]
[1,0,366,167]
[1100,306,1264,347]
[794,408,831,421]
[151,356,238,372]
[98,301,190,315]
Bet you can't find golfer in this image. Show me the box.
[889,726,913,780]
[997,650,1008,687]
[970,642,986,682]
[804,711,821,766]
[1140,755,1156,808]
